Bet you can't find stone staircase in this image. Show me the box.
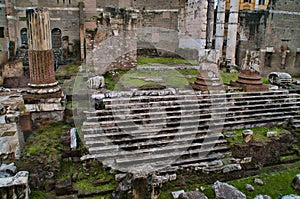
[81,90,300,173]
[289,115,300,132]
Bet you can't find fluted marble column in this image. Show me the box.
[26,7,60,95]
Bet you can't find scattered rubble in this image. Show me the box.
[254,195,272,199]
[282,195,300,199]
[254,178,265,186]
[178,191,208,199]
[266,131,278,138]
[172,190,185,199]
[245,184,255,192]
[242,129,253,143]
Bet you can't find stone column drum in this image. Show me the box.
[26,8,60,96]
[225,0,240,65]
[215,0,226,59]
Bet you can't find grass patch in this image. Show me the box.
[22,122,64,158]
[137,57,198,66]
[56,63,82,79]
[262,77,270,84]
[103,69,196,91]
[224,125,289,147]
[30,190,48,199]
[220,71,239,85]
[57,160,117,194]
[226,162,300,198]
[160,161,300,199]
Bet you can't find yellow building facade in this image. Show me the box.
[226,0,269,11]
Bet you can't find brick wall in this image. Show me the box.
[238,0,300,75]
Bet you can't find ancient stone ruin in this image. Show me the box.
[0,0,299,198]
[23,8,65,127]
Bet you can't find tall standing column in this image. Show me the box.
[225,0,240,65]
[79,2,85,61]
[206,0,215,49]
[255,0,259,10]
[26,8,60,95]
[215,0,226,59]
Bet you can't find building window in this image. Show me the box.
[69,0,71,4]
[0,27,4,38]
[259,0,265,5]
[51,28,62,48]
[20,28,28,44]
[63,0,65,4]
[57,0,59,4]
[244,0,251,3]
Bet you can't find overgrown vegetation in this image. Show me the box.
[219,71,239,85]
[17,122,117,198]
[160,160,300,199]
[58,160,116,196]
[137,57,198,66]
[20,122,66,162]
[160,125,297,199]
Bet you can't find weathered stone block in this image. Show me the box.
[55,178,76,196]
[213,181,246,199]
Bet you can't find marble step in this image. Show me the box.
[85,106,299,122]
[86,141,228,165]
[102,90,290,104]
[85,111,297,126]
[85,132,224,148]
[82,115,294,135]
[103,94,299,108]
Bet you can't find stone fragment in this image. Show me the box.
[44,180,56,192]
[87,75,104,89]
[115,173,127,182]
[254,195,272,199]
[282,195,300,199]
[55,178,76,196]
[0,171,30,199]
[70,128,77,149]
[0,115,5,124]
[0,104,6,115]
[178,191,208,199]
[240,157,252,164]
[291,174,300,192]
[242,129,253,143]
[245,184,255,192]
[224,132,237,138]
[172,190,185,199]
[0,163,16,175]
[222,164,242,173]
[213,181,246,199]
[266,131,278,138]
[254,178,264,186]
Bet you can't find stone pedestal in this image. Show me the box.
[230,70,269,92]
[192,63,225,93]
